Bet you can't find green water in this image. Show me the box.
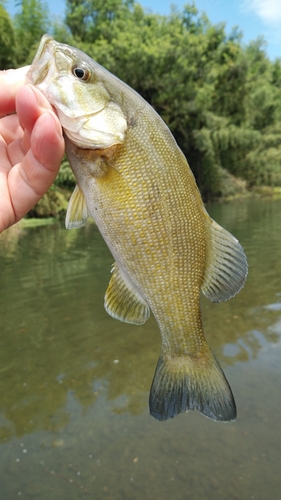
[0,198,280,500]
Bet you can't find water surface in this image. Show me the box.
[0,198,280,499]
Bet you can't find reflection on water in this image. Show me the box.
[0,198,280,499]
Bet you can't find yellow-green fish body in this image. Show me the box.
[27,35,248,421]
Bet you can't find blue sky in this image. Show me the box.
[7,0,281,60]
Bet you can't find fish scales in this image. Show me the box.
[95,126,206,353]
[79,119,205,342]
[27,35,248,422]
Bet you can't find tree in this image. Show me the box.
[6,0,281,204]
[63,1,281,198]
[0,3,16,69]
[65,0,134,42]
[14,0,50,65]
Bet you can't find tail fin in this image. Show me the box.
[149,351,236,422]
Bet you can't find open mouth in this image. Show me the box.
[26,34,55,86]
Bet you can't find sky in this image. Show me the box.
[7,0,281,60]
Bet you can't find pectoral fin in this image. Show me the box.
[104,263,150,325]
[65,185,89,229]
[202,219,248,302]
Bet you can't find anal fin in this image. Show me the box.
[104,263,150,325]
[202,219,248,302]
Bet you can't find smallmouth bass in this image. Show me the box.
[27,35,248,422]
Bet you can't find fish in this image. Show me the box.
[27,35,248,422]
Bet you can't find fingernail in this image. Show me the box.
[26,84,39,102]
[25,84,51,112]
[46,110,63,137]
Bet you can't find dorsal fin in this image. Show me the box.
[202,219,248,302]
[65,184,89,229]
[104,263,150,325]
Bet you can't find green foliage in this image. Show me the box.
[14,0,51,65]
[54,157,76,189]
[28,185,69,218]
[6,0,281,203]
[65,1,274,198]
[65,0,134,41]
[0,4,16,68]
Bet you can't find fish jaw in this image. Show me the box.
[26,34,67,101]
[27,35,128,149]
[26,34,55,87]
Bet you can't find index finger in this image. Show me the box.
[0,66,30,116]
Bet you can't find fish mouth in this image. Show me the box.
[32,34,54,65]
[26,34,56,86]
[27,34,78,88]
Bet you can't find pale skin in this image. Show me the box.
[0,67,65,233]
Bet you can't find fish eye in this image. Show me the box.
[72,65,91,81]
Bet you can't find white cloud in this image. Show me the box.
[243,0,281,24]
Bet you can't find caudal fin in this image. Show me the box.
[149,351,236,422]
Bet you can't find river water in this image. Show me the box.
[0,198,280,500]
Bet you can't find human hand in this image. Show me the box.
[0,67,65,233]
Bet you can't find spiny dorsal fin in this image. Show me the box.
[65,184,88,229]
[104,263,150,325]
[202,219,248,302]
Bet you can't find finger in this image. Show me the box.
[0,114,23,145]
[8,111,64,222]
[30,109,64,174]
[7,135,28,170]
[0,135,13,176]
[16,85,54,134]
[3,122,30,170]
[0,67,30,116]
